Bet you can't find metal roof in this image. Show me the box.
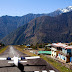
[38,51,51,54]
[45,44,51,47]
[52,43,72,49]
[26,44,31,46]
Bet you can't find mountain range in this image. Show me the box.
[58,6,72,13]
[0,14,46,40]
[1,10,72,45]
[1,6,72,45]
[1,6,72,40]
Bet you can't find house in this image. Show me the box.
[51,43,72,63]
[24,48,32,50]
[45,44,51,48]
[45,44,52,50]
[26,44,31,48]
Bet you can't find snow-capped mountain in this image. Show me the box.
[58,6,72,13]
[48,6,72,17]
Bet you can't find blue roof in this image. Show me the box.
[26,44,31,46]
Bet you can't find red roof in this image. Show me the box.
[52,43,72,49]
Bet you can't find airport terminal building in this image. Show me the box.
[51,43,72,63]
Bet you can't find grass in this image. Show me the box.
[40,55,72,72]
[14,45,72,72]
[0,46,8,54]
[38,48,45,51]
[14,46,37,56]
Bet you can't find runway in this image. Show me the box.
[0,46,60,72]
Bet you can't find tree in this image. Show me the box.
[0,43,5,47]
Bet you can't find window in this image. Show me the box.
[67,49,71,53]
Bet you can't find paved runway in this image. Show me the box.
[0,46,60,72]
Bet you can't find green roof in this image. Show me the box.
[38,51,51,54]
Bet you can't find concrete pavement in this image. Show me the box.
[0,46,60,72]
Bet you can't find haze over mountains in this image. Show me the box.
[1,6,72,45]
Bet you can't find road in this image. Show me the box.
[0,46,60,72]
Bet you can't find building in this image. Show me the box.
[45,44,52,50]
[45,44,51,48]
[38,51,51,55]
[51,43,72,63]
[26,44,31,48]
[24,48,32,50]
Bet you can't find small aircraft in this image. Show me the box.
[0,56,40,66]
[0,56,55,72]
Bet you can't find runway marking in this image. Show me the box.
[9,46,20,57]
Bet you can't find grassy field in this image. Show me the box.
[0,46,8,54]
[14,45,72,72]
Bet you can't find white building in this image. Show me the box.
[51,43,72,62]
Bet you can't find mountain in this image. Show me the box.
[0,13,58,40]
[47,9,62,17]
[0,14,46,40]
[1,11,72,45]
[0,13,57,40]
[0,6,72,40]
[59,6,72,13]
[47,6,72,17]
